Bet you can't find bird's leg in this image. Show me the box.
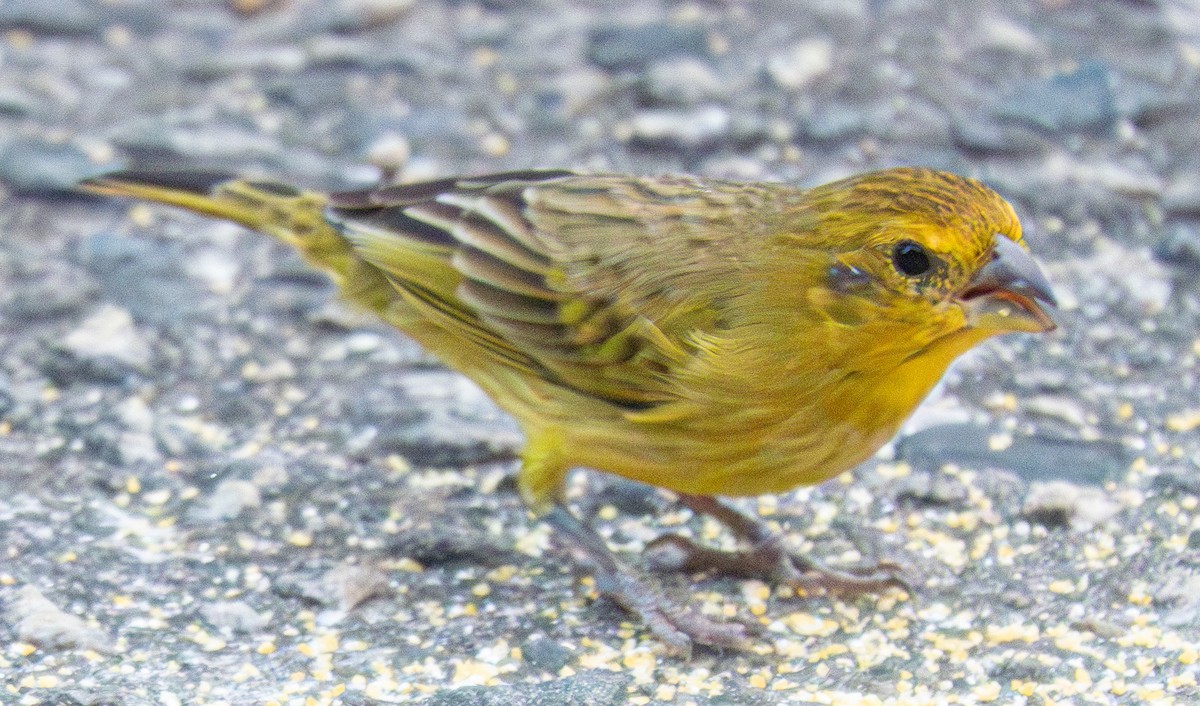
[643,494,905,595]
[543,504,753,656]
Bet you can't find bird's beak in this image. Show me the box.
[959,234,1058,333]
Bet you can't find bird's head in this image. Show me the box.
[779,167,1057,371]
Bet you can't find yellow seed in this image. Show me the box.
[972,681,1001,701]
[481,133,510,157]
[1167,409,1200,432]
[129,204,155,228]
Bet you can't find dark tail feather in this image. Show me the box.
[79,170,237,197]
[76,170,304,231]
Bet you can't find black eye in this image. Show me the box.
[892,241,931,277]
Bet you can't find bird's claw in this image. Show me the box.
[594,568,757,657]
[643,532,909,596]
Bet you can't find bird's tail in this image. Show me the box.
[77,170,369,292]
[79,170,323,239]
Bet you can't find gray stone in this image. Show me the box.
[8,585,108,651]
[1066,239,1172,317]
[1155,224,1200,271]
[371,416,519,467]
[587,22,710,71]
[316,0,416,33]
[0,86,38,117]
[638,58,725,106]
[766,39,834,90]
[897,423,1127,486]
[201,601,270,634]
[24,690,124,706]
[385,511,516,568]
[1023,480,1122,530]
[1071,617,1126,640]
[108,120,284,164]
[894,471,970,507]
[152,416,221,459]
[181,46,308,80]
[0,138,111,196]
[0,0,104,35]
[1022,395,1090,428]
[263,71,351,111]
[0,372,13,419]
[272,562,393,616]
[60,305,152,371]
[82,232,204,324]
[423,671,631,706]
[321,562,392,611]
[996,60,1118,133]
[355,370,520,466]
[583,476,660,519]
[301,35,430,71]
[626,106,731,149]
[521,636,574,673]
[1011,368,1071,393]
[1152,469,1200,497]
[187,480,262,524]
[1113,74,1181,126]
[799,103,867,142]
[5,266,97,321]
[1155,570,1200,628]
[42,305,155,385]
[1162,177,1200,216]
[950,119,1048,156]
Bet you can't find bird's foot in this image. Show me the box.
[544,504,756,656]
[592,566,757,658]
[643,532,907,596]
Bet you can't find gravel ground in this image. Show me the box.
[2,0,1200,704]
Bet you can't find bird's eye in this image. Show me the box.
[892,241,932,277]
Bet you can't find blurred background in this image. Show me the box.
[2,1,1199,703]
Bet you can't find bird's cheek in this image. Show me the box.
[939,302,971,330]
[806,286,876,327]
[924,304,999,353]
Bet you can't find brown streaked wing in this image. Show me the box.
[325,170,751,406]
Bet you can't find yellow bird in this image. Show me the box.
[80,167,1056,653]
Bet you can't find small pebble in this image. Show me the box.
[201,601,270,634]
[187,480,262,524]
[8,586,107,651]
[1023,480,1122,530]
[60,305,153,371]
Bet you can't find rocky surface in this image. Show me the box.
[2,0,1200,704]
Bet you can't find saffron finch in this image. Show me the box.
[80,167,1057,653]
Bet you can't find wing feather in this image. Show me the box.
[447,215,553,279]
[456,280,562,325]
[326,170,779,407]
[450,248,560,301]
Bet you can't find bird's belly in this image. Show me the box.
[470,356,926,501]
[557,400,903,498]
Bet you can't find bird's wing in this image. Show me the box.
[327,171,777,407]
